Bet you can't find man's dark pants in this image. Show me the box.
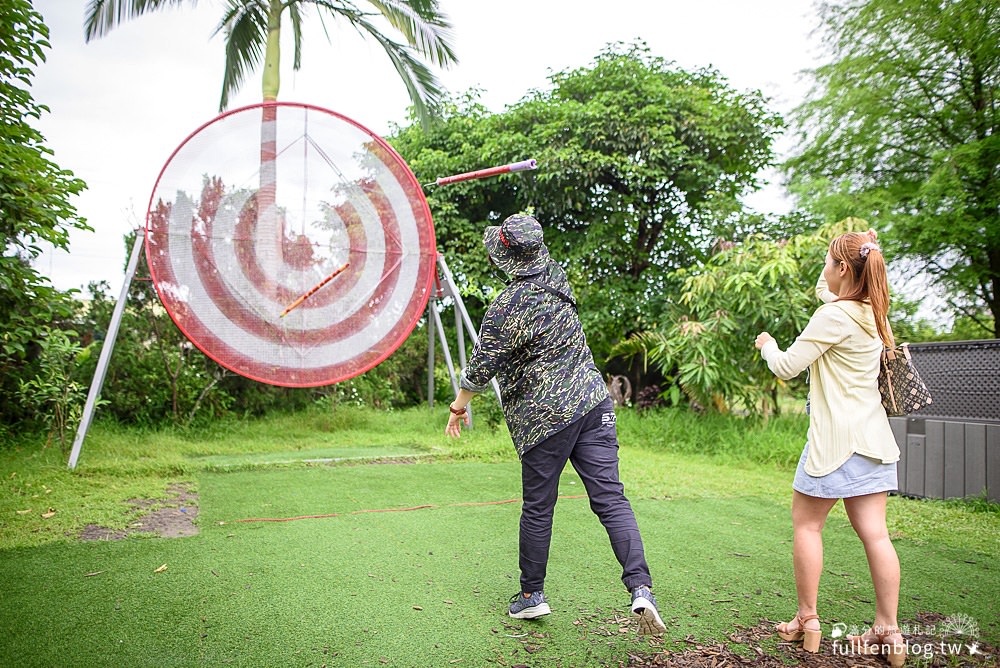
[518,397,652,593]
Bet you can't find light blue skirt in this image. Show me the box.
[793,442,898,499]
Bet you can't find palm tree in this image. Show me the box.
[85,0,457,284]
[83,0,458,125]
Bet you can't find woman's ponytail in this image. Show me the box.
[863,248,892,347]
[830,231,892,347]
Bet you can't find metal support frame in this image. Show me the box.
[67,230,145,469]
[427,254,502,420]
[69,243,496,466]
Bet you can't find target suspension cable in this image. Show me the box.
[305,133,394,246]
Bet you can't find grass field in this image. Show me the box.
[1,405,997,667]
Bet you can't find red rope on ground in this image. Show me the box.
[232,495,588,523]
[451,494,587,508]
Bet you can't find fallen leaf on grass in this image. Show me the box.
[41,508,56,519]
[153,564,168,573]
[412,605,423,611]
[85,571,104,577]
[15,509,31,515]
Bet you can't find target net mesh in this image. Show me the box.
[145,103,437,387]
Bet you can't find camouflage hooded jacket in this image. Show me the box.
[459,259,608,457]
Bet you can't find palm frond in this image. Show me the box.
[215,1,268,110]
[288,4,304,71]
[336,12,446,127]
[84,0,193,42]
[363,0,458,67]
[607,331,670,372]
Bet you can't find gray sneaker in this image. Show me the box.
[631,585,666,635]
[508,591,551,619]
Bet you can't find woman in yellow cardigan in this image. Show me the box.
[754,229,906,667]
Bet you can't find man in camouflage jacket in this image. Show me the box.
[445,213,665,635]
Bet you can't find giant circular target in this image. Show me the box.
[145,102,437,387]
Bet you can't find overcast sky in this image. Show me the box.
[31,1,823,295]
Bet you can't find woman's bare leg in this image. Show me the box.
[843,492,900,632]
[784,491,838,631]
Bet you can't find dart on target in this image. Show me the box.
[279,261,351,318]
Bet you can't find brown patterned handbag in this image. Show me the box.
[879,339,933,417]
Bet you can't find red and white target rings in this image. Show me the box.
[145,102,437,387]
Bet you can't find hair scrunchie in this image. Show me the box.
[860,241,881,258]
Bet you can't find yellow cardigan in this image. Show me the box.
[759,275,899,476]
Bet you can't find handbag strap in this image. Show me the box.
[883,355,898,411]
[885,316,897,349]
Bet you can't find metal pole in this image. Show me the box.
[68,230,145,469]
[436,255,502,406]
[452,293,475,428]
[431,306,460,397]
[455,299,467,371]
[426,300,436,407]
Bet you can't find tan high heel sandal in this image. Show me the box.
[776,613,821,653]
[847,626,906,667]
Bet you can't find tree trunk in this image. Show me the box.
[258,0,284,288]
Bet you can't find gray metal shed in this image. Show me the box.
[889,339,1000,502]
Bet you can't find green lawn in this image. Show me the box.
[0,405,997,667]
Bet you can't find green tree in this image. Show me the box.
[392,43,784,360]
[609,219,870,417]
[16,329,88,451]
[74,258,236,427]
[785,0,1000,337]
[83,0,458,124]
[0,0,90,427]
[389,91,518,313]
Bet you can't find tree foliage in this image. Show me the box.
[609,219,868,417]
[16,328,88,451]
[391,42,784,360]
[785,0,1000,337]
[0,0,90,426]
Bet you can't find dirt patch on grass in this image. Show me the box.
[78,483,198,541]
[621,612,995,667]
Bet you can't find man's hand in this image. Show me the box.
[445,407,470,438]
